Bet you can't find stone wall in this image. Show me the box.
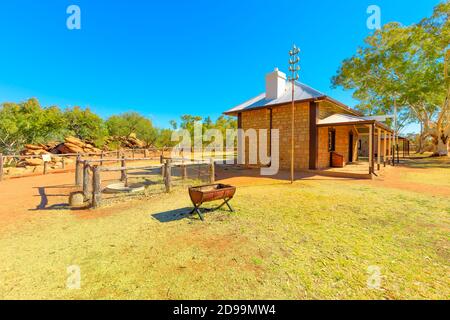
[239,101,363,171]
[241,108,270,166]
[240,102,310,170]
[358,133,390,159]
[358,135,369,157]
[318,127,330,169]
[318,125,359,169]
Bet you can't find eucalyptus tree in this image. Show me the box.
[0,98,66,153]
[332,2,449,155]
[64,106,108,147]
[106,112,158,146]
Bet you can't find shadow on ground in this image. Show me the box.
[151,207,198,223]
[401,158,450,169]
[30,186,88,211]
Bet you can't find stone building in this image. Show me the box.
[224,68,396,175]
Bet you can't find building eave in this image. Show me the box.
[317,119,394,133]
[223,95,362,117]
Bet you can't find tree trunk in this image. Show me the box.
[418,122,424,154]
[431,128,449,156]
[435,140,449,156]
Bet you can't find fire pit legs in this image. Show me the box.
[216,198,235,213]
[189,204,205,221]
[189,197,235,221]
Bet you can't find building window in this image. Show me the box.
[328,129,336,152]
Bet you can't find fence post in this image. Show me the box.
[117,150,121,165]
[391,146,395,166]
[397,144,400,164]
[120,156,127,186]
[92,166,102,209]
[43,161,49,175]
[182,159,187,180]
[160,155,166,178]
[164,160,172,193]
[83,162,91,200]
[100,151,104,166]
[75,155,82,186]
[210,158,215,184]
[61,157,65,170]
[144,149,147,158]
[0,153,3,181]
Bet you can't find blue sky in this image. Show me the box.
[0,0,442,133]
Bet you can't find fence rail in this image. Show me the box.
[0,153,3,181]
[2,147,169,160]
[87,157,216,209]
[0,146,238,181]
[0,147,176,180]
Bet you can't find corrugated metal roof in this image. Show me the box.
[317,114,394,133]
[224,82,325,115]
[317,114,369,125]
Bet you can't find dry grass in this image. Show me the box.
[399,156,450,187]
[402,170,450,187]
[0,158,449,300]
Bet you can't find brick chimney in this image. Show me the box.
[265,68,287,100]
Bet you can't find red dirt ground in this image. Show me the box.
[0,158,448,233]
[0,169,128,232]
[362,165,450,197]
[0,171,77,231]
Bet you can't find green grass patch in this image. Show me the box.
[0,165,449,299]
[402,170,450,187]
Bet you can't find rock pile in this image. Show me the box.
[6,134,147,177]
[20,143,55,156]
[20,136,102,156]
[51,136,102,154]
[106,133,146,149]
[12,136,100,172]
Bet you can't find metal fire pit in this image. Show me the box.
[188,184,236,221]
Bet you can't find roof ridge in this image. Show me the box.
[223,80,360,116]
[289,81,326,96]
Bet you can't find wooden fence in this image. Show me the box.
[81,157,216,209]
[0,147,174,181]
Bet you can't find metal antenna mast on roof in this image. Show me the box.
[288,44,300,184]
[445,49,450,124]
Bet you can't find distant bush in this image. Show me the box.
[0,99,237,154]
[0,98,66,154]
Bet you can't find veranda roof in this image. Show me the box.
[317,114,393,132]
